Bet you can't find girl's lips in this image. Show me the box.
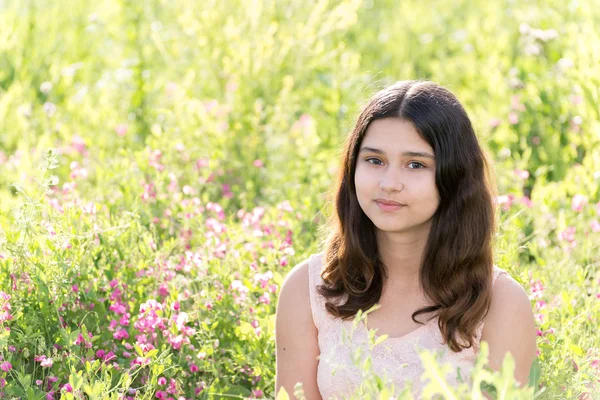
[375,200,405,212]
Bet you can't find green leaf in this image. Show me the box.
[276,387,290,400]
[569,343,584,357]
[528,358,542,390]
[374,334,388,346]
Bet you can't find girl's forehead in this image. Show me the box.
[362,120,434,154]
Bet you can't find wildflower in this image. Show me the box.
[0,362,12,371]
[558,226,577,243]
[41,358,53,368]
[115,124,128,137]
[114,329,129,340]
[572,194,588,212]
[514,169,529,180]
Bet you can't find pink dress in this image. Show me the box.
[307,252,509,399]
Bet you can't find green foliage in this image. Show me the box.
[0,0,599,398]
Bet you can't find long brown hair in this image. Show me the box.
[317,80,498,352]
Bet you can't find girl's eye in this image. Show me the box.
[408,162,425,169]
[365,158,425,169]
[366,158,383,166]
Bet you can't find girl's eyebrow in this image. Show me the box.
[359,146,435,160]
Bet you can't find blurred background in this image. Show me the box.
[0,0,599,398]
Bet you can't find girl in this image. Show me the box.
[275,80,537,399]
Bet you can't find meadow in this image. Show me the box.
[0,0,599,398]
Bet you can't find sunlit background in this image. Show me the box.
[0,0,599,398]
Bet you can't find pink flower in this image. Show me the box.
[115,124,128,137]
[252,389,264,398]
[558,226,577,243]
[514,169,529,179]
[496,194,515,211]
[62,383,73,393]
[190,363,199,373]
[591,220,600,233]
[114,329,129,340]
[529,280,545,300]
[253,159,264,168]
[0,362,12,371]
[258,293,270,305]
[572,194,588,212]
[158,283,169,297]
[158,377,167,385]
[41,358,53,368]
[489,118,501,128]
[520,196,533,208]
[156,390,168,400]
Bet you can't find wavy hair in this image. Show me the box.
[317,80,498,352]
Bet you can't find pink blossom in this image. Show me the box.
[158,283,169,297]
[258,293,270,305]
[591,220,600,233]
[572,194,588,212]
[253,271,273,289]
[488,118,501,128]
[115,124,128,137]
[71,135,88,156]
[252,389,264,398]
[41,358,53,368]
[190,363,199,373]
[0,362,12,371]
[195,159,209,170]
[169,334,185,350]
[514,169,529,179]
[114,329,129,340]
[558,226,576,243]
[529,280,545,300]
[195,382,206,395]
[156,390,168,400]
[520,196,533,208]
[120,313,131,326]
[496,194,515,211]
[158,376,167,385]
[253,159,264,168]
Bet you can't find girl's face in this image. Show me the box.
[354,118,440,235]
